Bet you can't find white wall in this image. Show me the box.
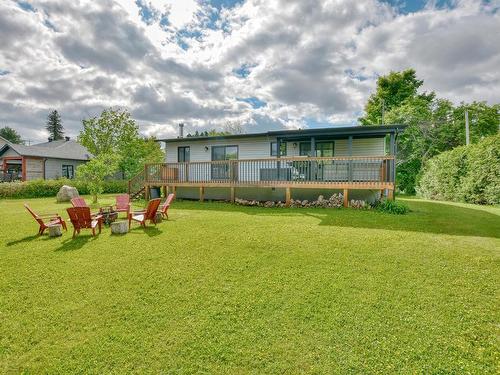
[166,136,385,162]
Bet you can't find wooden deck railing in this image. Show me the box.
[143,156,395,187]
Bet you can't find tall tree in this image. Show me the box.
[79,108,164,179]
[46,110,64,140]
[359,69,434,125]
[0,126,23,144]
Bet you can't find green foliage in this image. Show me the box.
[418,134,500,204]
[373,199,410,214]
[362,69,499,194]
[0,179,126,199]
[0,126,23,144]
[76,154,120,203]
[46,110,64,140]
[79,108,164,179]
[359,69,434,125]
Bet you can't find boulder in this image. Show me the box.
[56,185,79,203]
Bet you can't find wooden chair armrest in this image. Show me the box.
[130,210,146,215]
[38,213,60,217]
[93,214,104,220]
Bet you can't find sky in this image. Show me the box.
[0,0,499,143]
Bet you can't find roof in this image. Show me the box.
[160,125,407,143]
[0,140,92,161]
[0,135,11,144]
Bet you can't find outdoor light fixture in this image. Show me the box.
[293,142,298,148]
[205,146,209,151]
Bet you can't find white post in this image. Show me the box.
[465,109,470,145]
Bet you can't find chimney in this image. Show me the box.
[48,137,53,142]
[178,123,184,138]
[65,136,70,141]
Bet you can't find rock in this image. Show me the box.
[111,221,128,234]
[56,185,79,203]
[48,224,62,237]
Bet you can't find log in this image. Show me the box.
[111,221,128,234]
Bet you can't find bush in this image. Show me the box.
[0,179,127,199]
[373,199,410,215]
[418,134,500,205]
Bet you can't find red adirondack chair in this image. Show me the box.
[114,194,130,215]
[70,197,88,208]
[24,204,67,235]
[159,193,175,219]
[66,207,103,238]
[128,198,161,230]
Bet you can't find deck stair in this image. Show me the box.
[128,170,146,200]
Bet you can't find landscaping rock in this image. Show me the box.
[56,185,79,203]
[48,224,62,237]
[111,221,128,234]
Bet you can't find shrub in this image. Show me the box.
[373,199,410,215]
[418,134,500,205]
[0,179,127,199]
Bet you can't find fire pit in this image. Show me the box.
[99,206,118,226]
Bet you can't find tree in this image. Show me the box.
[359,69,434,125]
[76,154,119,203]
[46,110,64,140]
[0,126,23,144]
[79,108,164,179]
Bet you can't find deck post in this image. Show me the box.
[230,187,235,203]
[172,185,176,198]
[199,186,205,202]
[343,188,349,207]
[144,185,150,200]
[285,187,291,207]
[162,186,167,198]
[388,189,394,201]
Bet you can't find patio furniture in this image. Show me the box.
[113,194,130,215]
[70,197,88,208]
[24,204,67,235]
[159,193,175,219]
[66,207,103,238]
[111,221,128,234]
[48,224,63,237]
[128,198,161,230]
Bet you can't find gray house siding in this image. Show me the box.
[44,159,86,179]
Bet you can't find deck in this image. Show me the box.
[134,156,395,205]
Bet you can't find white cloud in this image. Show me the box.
[0,0,498,143]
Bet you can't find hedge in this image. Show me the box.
[0,179,127,199]
[418,134,500,205]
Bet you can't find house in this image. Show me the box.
[140,125,405,205]
[0,137,91,181]
[0,135,10,149]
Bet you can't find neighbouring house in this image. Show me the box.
[136,125,405,205]
[0,137,91,181]
[0,135,10,149]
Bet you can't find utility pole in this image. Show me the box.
[465,109,470,145]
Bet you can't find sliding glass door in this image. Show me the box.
[211,145,238,180]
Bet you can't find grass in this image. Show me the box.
[0,195,499,373]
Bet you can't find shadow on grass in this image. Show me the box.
[128,225,163,237]
[6,234,42,247]
[55,235,96,251]
[174,200,500,239]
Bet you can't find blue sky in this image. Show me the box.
[0,0,499,142]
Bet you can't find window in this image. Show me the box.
[299,141,334,157]
[270,142,287,157]
[211,145,239,180]
[299,142,311,156]
[62,165,74,179]
[178,146,190,162]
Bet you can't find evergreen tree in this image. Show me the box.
[46,110,64,140]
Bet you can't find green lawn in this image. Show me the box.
[0,196,499,373]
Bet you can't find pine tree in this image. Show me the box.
[46,110,64,140]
